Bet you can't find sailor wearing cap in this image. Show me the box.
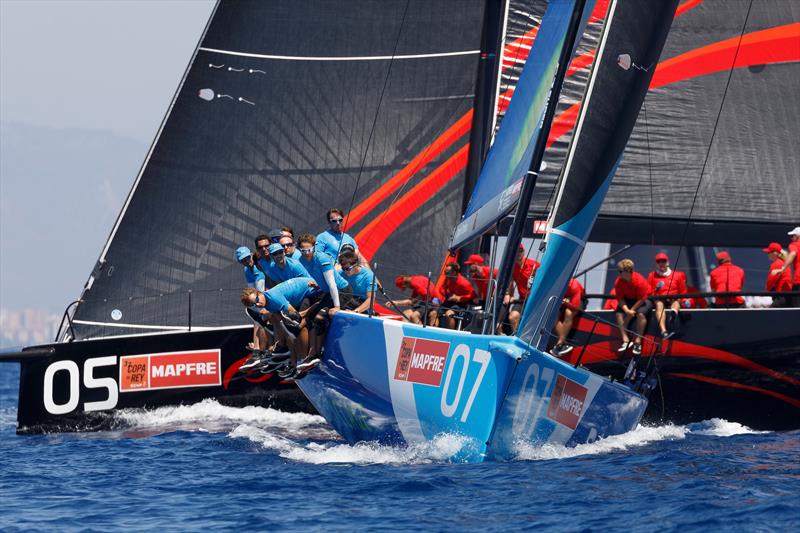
[236,246,266,292]
[264,242,310,283]
[763,242,793,307]
[709,251,745,308]
[647,252,687,338]
[773,227,800,307]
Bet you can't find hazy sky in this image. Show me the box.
[1,0,215,141]
[1,0,214,316]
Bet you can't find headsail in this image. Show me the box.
[518,0,680,345]
[525,0,800,246]
[449,0,595,251]
[70,1,487,339]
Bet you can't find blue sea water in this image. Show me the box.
[1,362,798,532]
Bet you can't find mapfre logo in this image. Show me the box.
[119,349,221,392]
[393,337,450,387]
[546,375,588,430]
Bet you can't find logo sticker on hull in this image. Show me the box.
[119,349,221,392]
[394,337,450,387]
[547,375,588,430]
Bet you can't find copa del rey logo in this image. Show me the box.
[546,375,588,430]
[119,349,221,392]
[394,337,451,387]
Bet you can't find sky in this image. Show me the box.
[0,0,215,315]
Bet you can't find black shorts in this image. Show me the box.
[614,298,653,316]
[308,286,354,321]
[342,295,366,312]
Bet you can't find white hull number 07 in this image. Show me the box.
[43,357,118,415]
[440,345,491,422]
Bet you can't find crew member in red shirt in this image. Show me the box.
[551,278,585,357]
[438,261,477,329]
[395,275,442,325]
[613,258,652,356]
[772,227,800,307]
[763,242,793,307]
[501,245,540,334]
[709,251,745,308]
[464,254,498,303]
[647,252,687,339]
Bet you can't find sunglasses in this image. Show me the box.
[270,251,284,257]
[300,247,315,254]
[656,259,668,263]
[251,294,263,307]
[282,242,294,248]
[329,218,343,224]
[257,244,270,249]
[343,264,357,272]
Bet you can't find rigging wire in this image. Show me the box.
[341,0,411,247]
[668,0,754,296]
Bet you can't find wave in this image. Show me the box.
[230,424,471,465]
[512,418,768,461]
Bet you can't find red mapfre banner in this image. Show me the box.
[394,337,451,387]
[120,350,221,392]
[547,374,588,430]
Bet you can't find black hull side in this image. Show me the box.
[8,327,313,434]
[560,308,800,430]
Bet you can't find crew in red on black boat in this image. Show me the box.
[551,277,585,357]
[613,258,652,356]
[709,251,745,308]
[502,245,540,334]
[394,275,442,325]
[773,227,800,306]
[763,242,793,307]
[438,260,477,330]
[647,252,687,339]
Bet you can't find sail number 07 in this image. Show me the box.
[440,345,491,422]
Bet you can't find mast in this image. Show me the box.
[491,0,589,329]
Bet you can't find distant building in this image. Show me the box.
[0,309,60,349]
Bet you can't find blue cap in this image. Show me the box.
[235,246,251,261]
[268,243,284,254]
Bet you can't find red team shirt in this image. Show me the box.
[409,275,442,302]
[789,241,800,286]
[512,258,540,299]
[766,259,793,292]
[614,272,651,303]
[444,273,477,303]
[709,263,745,305]
[563,278,584,308]
[647,269,688,296]
[472,265,498,300]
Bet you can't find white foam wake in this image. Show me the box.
[513,418,767,461]
[115,399,332,437]
[230,424,471,465]
[686,417,768,437]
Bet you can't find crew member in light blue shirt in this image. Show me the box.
[236,246,266,291]
[316,207,366,265]
[236,246,270,367]
[265,243,309,283]
[339,251,377,314]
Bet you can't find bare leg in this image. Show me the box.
[556,308,574,345]
[616,312,631,344]
[635,312,648,343]
[654,300,667,334]
[508,310,521,334]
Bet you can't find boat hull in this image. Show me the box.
[296,312,647,462]
[7,327,313,434]
[560,308,800,430]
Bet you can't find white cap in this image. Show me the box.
[788,226,800,236]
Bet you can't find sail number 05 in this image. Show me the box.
[43,357,118,415]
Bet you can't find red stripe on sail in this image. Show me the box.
[356,145,469,261]
[651,23,800,88]
[667,372,800,408]
[344,110,473,230]
[675,0,704,17]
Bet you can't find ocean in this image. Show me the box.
[1,362,797,532]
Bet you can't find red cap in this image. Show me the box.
[464,254,484,265]
[716,251,731,262]
[655,252,669,262]
[394,275,405,289]
[762,242,782,253]
[518,244,525,252]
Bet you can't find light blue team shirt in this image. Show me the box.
[345,268,376,298]
[265,256,309,283]
[300,252,348,292]
[263,277,318,313]
[315,230,358,261]
[288,249,301,260]
[243,265,266,291]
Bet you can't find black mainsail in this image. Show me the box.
[71,0,488,339]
